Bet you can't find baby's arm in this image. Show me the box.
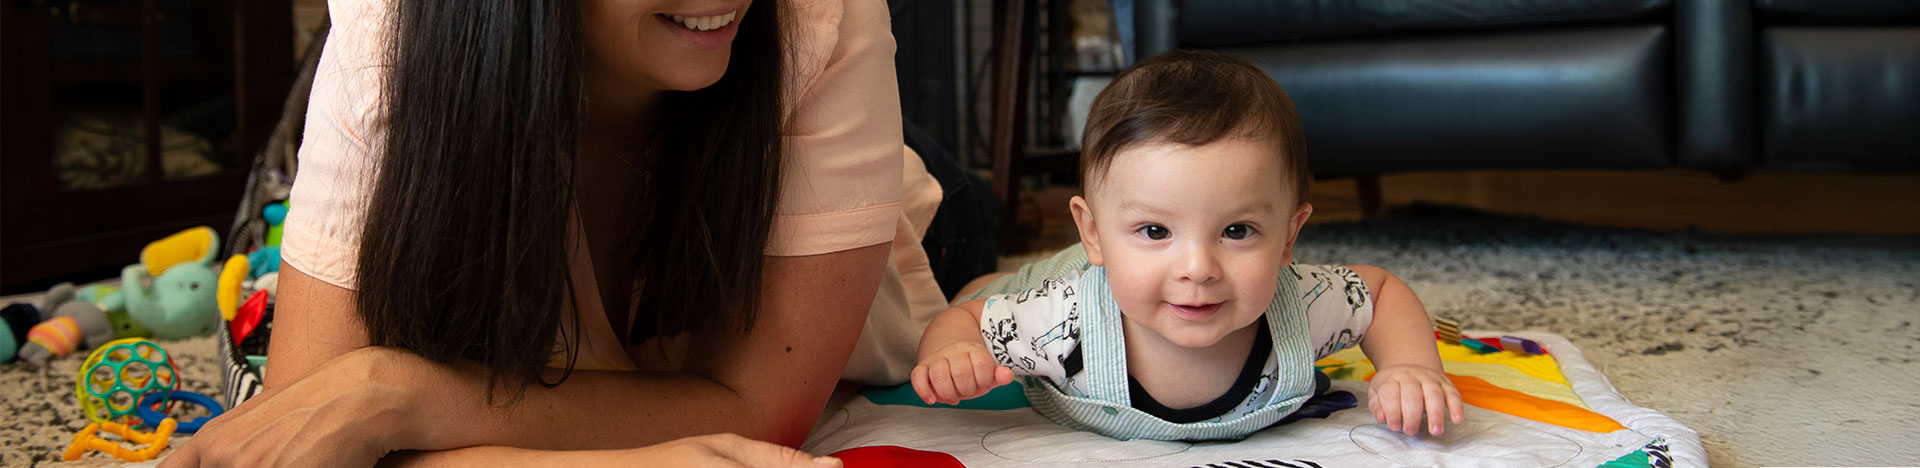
[911,299,1015,405]
[1348,265,1466,436]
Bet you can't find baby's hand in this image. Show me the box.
[1369,364,1466,436]
[910,342,1015,405]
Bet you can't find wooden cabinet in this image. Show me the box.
[2,0,294,292]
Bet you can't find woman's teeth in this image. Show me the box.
[666,12,736,31]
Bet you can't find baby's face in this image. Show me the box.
[1071,136,1311,351]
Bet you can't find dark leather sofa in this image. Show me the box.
[1131,0,1919,177]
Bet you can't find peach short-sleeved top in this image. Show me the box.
[284,0,947,384]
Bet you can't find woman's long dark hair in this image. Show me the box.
[357,0,784,402]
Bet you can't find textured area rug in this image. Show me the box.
[0,334,219,468]
[5,205,1916,467]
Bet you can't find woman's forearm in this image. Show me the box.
[269,268,794,451]
[256,248,883,458]
[398,245,890,452]
[378,446,624,468]
[397,365,778,451]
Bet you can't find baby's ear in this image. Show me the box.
[1280,203,1314,264]
[1069,196,1104,266]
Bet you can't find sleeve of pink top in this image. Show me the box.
[280,0,390,290]
[767,0,904,257]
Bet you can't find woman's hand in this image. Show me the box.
[1368,364,1465,436]
[159,346,431,468]
[623,434,844,468]
[372,433,846,468]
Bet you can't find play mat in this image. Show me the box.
[802,331,1703,468]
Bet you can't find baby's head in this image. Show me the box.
[1070,50,1312,350]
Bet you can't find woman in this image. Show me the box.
[160,0,953,465]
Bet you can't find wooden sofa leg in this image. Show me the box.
[1355,175,1383,218]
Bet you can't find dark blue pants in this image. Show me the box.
[904,118,999,301]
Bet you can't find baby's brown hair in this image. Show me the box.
[1080,50,1310,203]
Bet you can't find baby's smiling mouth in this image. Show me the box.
[1168,302,1224,319]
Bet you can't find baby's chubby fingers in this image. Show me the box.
[967,349,1014,396]
[1444,378,1466,424]
[1371,381,1403,431]
[910,364,937,405]
[1398,380,1424,436]
[947,355,980,398]
[928,359,961,404]
[1423,380,1449,435]
[1367,386,1384,422]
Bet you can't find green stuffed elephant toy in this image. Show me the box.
[121,226,222,340]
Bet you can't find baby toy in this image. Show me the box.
[230,290,271,345]
[1500,335,1546,355]
[63,417,176,462]
[140,226,215,276]
[21,310,109,367]
[253,272,280,297]
[17,283,150,367]
[139,390,224,432]
[1460,336,1502,354]
[263,201,288,247]
[122,226,223,339]
[217,254,250,321]
[76,338,179,425]
[0,318,13,363]
[1433,317,1462,345]
[63,339,223,462]
[1,303,40,363]
[247,246,282,278]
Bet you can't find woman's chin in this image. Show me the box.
[655,61,731,92]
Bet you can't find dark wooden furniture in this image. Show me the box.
[2,0,294,293]
[989,0,1088,253]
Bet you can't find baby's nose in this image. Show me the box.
[1178,246,1223,284]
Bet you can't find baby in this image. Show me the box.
[911,50,1463,441]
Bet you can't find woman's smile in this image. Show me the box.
[655,6,743,50]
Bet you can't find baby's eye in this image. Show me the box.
[1138,225,1170,240]
[1223,224,1255,240]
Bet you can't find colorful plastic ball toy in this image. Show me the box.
[74,338,179,424]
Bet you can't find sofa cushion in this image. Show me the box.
[1761,28,1920,170]
[1178,0,1670,46]
[1230,26,1673,176]
[1754,0,1920,26]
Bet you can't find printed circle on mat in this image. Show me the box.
[1351,420,1582,467]
[981,425,1189,462]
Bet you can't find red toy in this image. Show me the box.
[829,445,965,468]
[230,290,269,344]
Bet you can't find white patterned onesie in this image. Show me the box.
[978,264,1375,423]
